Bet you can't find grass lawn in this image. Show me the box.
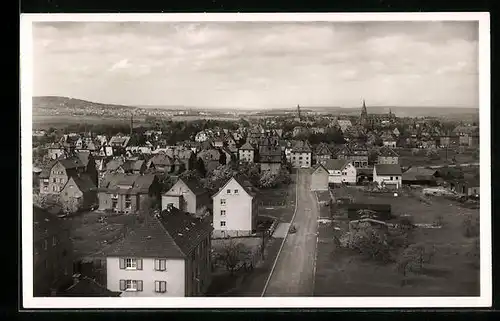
[314,186,480,296]
[63,211,137,258]
[258,178,296,223]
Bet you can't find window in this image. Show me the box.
[155,259,167,271]
[52,236,57,246]
[396,177,399,180]
[221,210,226,216]
[220,199,226,206]
[220,221,226,227]
[126,258,137,269]
[234,189,238,194]
[120,280,143,292]
[390,176,393,181]
[59,178,64,184]
[227,189,231,194]
[125,195,131,209]
[52,178,56,183]
[112,199,118,209]
[155,281,167,293]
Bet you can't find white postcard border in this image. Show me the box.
[21,12,491,309]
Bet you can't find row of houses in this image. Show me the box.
[34,170,262,297]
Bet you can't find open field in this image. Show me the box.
[314,186,479,296]
[397,147,478,167]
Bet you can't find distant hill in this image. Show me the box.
[33,96,138,111]
[32,96,479,119]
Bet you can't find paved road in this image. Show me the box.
[263,169,320,296]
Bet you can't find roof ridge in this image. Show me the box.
[153,214,186,257]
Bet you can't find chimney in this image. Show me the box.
[72,273,81,286]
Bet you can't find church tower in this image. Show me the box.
[295,104,302,122]
[359,99,368,127]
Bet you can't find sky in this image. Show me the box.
[32,21,479,109]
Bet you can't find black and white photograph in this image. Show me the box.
[21,13,491,308]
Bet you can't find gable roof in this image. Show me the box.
[291,140,312,153]
[322,159,349,171]
[122,159,145,172]
[166,178,207,197]
[312,163,329,174]
[374,164,402,176]
[64,174,97,193]
[58,157,85,170]
[62,276,121,297]
[213,174,258,198]
[240,141,254,150]
[377,146,400,157]
[99,173,157,194]
[100,209,212,259]
[315,143,332,155]
[402,167,438,181]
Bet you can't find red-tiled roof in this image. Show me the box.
[374,164,402,176]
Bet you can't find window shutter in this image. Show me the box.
[154,259,159,271]
[137,280,143,291]
[162,281,167,293]
[162,259,167,271]
[137,259,143,270]
[119,280,126,291]
[119,258,125,269]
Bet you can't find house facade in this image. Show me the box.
[377,146,400,165]
[321,159,357,184]
[39,157,86,195]
[310,164,329,191]
[289,140,312,168]
[212,175,258,238]
[98,173,161,214]
[258,144,282,175]
[239,142,255,163]
[161,178,210,215]
[105,209,213,297]
[33,206,73,296]
[59,175,98,213]
[373,164,403,189]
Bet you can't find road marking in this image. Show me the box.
[261,169,301,297]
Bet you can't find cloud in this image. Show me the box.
[109,59,130,71]
[32,21,479,108]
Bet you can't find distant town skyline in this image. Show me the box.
[33,21,479,109]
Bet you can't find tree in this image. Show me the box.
[61,196,84,214]
[196,158,207,177]
[349,225,392,262]
[216,240,252,275]
[426,148,440,161]
[259,170,278,189]
[396,243,435,283]
[180,169,202,181]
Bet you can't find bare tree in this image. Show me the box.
[216,240,251,275]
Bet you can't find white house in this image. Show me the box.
[238,141,255,163]
[161,178,210,215]
[104,208,213,297]
[373,164,402,189]
[321,159,357,184]
[289,140,312,168]
[212,175,258,238]
[195,131,209,143]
